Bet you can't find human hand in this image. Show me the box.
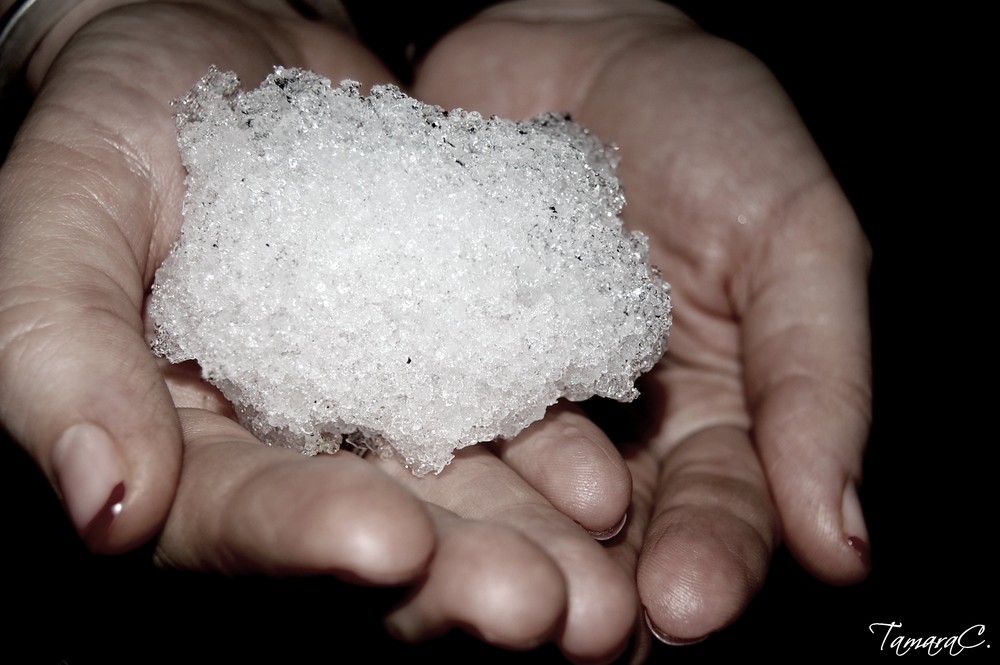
[0,0,435,555]
[0,3,639,661]
[411,0,872,649]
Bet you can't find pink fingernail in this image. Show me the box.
[588,512,627,541]
[52,423,126,548]
[643,611,707,646]
[842,482,871,570]
[83,482,126,549]
[847,535,872,570]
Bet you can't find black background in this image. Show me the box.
[2,2,991,662]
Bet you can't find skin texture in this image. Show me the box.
[0,0,871,662]
[412,0,872,639]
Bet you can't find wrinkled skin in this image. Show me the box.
[0,1,870,662]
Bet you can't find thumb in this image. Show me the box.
[0,120,182,554]
[745,183,873,584]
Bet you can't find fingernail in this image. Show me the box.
[589,512,627,541]
[847,535,871,569]
[52,423,126,548]
[841,481,871,570]
[643,611,707,646]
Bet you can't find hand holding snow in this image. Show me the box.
[149,67,671,475]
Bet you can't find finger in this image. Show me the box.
[490,402,631,538]
[0,2,279,555]
[638,426,778,644]
[154,408,434,584]
[0,2,400,554]
[0,148,182,553]
[743,184,873,583]
[384,506,566,650]
[377,446,637,663]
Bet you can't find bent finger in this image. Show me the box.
[384,505,566,650]
[377,446,637,663]
[638,425,778,644]
[743,183,872,584]
[155,408,435,584]
[0,155,182,552]
[491,401,631,538]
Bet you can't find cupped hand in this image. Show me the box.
[412,0,872,646]
[0,3,638,661]
[0,0,400,555]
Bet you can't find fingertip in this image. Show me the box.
[0,297,185,554]
[781,478,871,586]
[643,610,706,647]
[637,510,769,643]
[332,469,437,585]
[841,481,872,573]
[384,515,567,649]
[588,511,627,541]
[51,419,179,554]
[847,535,871,572]
[556,543,638,662]
[380,444,636,660]
[786,534,871,587]
[496,403,632,536]
[51,423,126,547]
[294,460,437,585]
[205,444,436,584]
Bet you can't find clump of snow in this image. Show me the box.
[149,67,671,475]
